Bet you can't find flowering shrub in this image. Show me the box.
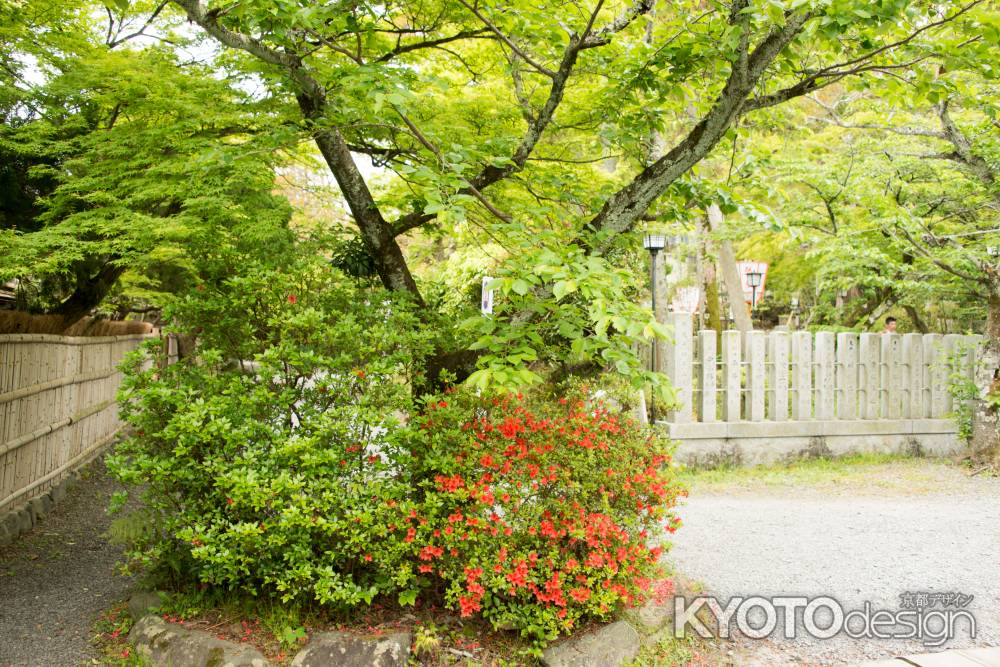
[108,262,437,603]
[109,261,683,647]
[396,389,684,642]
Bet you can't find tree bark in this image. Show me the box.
[297,94,424,303]
[903,304,929,333]
[705,204,753,332]
[50,262,126,330]
[970,271,1000,465]
[583,10,813,247]
[699,218,723,340]
[937,101,997,198]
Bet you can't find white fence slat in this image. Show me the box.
[901,334,923,419]
[880,334,903,419]
[922,333,943,418]
[859,333,882,419]
[942,334,963,415]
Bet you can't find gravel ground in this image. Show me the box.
[667,469,1000,666]
[0,457,134,667]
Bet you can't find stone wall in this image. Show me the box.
[655,314,981,466]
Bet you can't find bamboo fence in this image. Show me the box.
[0,333,157,514]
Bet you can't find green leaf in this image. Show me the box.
[511,279,531,296]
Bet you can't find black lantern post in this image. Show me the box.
[747,270,763,309]
[643,234,666,422]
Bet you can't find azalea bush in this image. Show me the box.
[397,390,683,642]
[109,260,683,647]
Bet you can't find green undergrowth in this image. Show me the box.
[91,603,151,666]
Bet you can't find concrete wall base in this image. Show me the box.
[664,419,964,468]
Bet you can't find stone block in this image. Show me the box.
[0,510,21,540]
[128,591,165,620]
[541,621,640,667]
[50,480,67,503]
[130,615,271,667]
[291,631,411,667]
[28,494,53,520]
[16,507,34,533]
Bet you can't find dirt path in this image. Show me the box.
[0,457,134,667]
[667,460,1000,666]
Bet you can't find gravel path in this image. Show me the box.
[0,457,134,667]
[667,474,1000,666]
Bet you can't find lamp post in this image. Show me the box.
[790,296,800,330]
[643,234,666,423]
[747,270,763,309]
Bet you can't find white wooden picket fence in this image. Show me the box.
[0,333,157,515]
[655,314,981,466]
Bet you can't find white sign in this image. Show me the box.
[737,261,769,306]
[481,276,494,314]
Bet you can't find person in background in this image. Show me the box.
[883,316,897,334]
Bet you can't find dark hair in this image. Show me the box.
[885,317,897,324]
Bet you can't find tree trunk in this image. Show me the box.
[50,262,126,331]
[903,304,929,333]
[705,204,752,332]
[699,216,723,339]
[296,94,424,304]
[970,275,1000,465]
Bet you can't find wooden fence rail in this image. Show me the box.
[0,333,156,515]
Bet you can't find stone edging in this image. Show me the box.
[130,615,271,667]
[127,584,686,667]
[0,471,79,547]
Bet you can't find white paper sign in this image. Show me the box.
[481,276,494,314]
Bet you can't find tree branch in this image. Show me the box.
[894,223,982,283]
[173,0,423,302]
[390,0,650,237]
[581,9,814,248]
[373,28,492,63]
[108,1,169,48]
[937,99,996,189]
[455,0,555,77]
[744,1,983,112]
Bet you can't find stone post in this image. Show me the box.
[722,330,742,421]
[791,331,812,420]
[767,331,790,421]
[836,332,859,420]
[745,331,766,422]
[698,330,717,422]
